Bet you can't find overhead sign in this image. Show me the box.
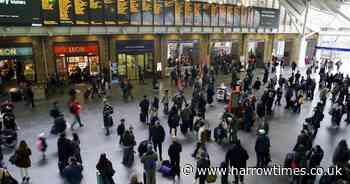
[116,41,154,52]
[256,7,280,28]
[0,47,33,56]
[0,0,41,25]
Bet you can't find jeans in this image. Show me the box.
[71,114,83,129]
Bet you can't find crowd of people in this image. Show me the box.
[1,55,350,184]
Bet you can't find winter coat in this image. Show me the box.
[255,135,270,154]
[181,108,192,122]
[139,99,150,113]
[168,142,182,160]
[195,158,210,179]
[333,145,350,165]
[122,131,136,147]
[70,101,81,116]
[58,137,75,163]
[15,147,31,168]
[50,107,62,119]
[150,125,165,144]
[168,113,180,128]
[226,145,249,168]
[141,151,158,172]
[117,123,125,136]
[63,163,83,184]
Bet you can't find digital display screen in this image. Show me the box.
[202,3,210,26]
[219,5,226,26]
[130,0,141,25]
[234,6,240,27]
[117,0,129,25]
[227,5,233,27]
[154,0,163,25]
[194,2,202,26]
[184,1,193,25]
[74,0,89,24]
[42,0,59,25]
[104,0,116,24]
[90,0,104,24]
[164,0,174,25]
[58,0,74,24]
[211,4,218,26]
[0,0,41,25]
[142,0,153,25]
[175,0,184,25]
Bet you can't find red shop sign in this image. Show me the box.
[54,44,98,55]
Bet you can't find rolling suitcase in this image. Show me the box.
[158,160,173,177]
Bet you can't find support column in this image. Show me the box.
[298,0,311,67]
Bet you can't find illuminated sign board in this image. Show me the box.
[0,0,41,25]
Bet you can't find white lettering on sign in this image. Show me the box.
[0,48,17,56]
[0,0,26,5]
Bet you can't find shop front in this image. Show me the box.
[273,40,293,65]
[115,41,154,80]
[53,42,100,81]
[0,46,35,89]
[210,41,240,63]
[247,41,265,68]
[167,40,200,67]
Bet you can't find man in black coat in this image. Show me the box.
[225,140,249,184]
[168,136,182,179]
[103,100,114,136]
[139,96,150,123]
[150,121,165,161]
[181,104,193,134]
[168,110,180,136]
[198,94,207,119]
[195,152,210,184]
[57,133,75,175]
[255,130,270,167]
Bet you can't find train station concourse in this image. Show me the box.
[0,0,350,184]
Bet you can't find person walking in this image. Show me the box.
[168,108,180,136]
[332,139,350,166]
[255,129,271,168]
[150,121,165,161]
[58,133,76,175]
[139,96,150,123]
[122,126,136,167]
[96,153,116,184]
[180,104,192,134]
[195,152,210,184]
[168,136,182,180]
[103,99,114,136]
[72,133,82,164]
[69,97,84,130]
[161,90,170,115]
[14,140,32,182]
[63,156,83,184]
[141,145,158,184]
[225,140,249,184]
[36,133,47,160]
[117,119,126,144]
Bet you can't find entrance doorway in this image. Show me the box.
[117,52,153,80]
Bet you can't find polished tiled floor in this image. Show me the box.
[2,66,350,184]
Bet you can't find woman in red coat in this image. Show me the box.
[69,98,84,130]
[15,140,32,182]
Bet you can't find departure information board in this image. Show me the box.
[164,0,174,25]
[227,5,233,27]
[42,0,59,25]
[142,0,153,25]
[104,0,116,24]
[219,5,226,26]
[202,3,210,26]
[194,2,201,26]
[90,0,104,24]
[184,1,193,25]
[117,0,129,25]
[130,0,141,25]
[74,0,89,24]
[211,4,218,26]
[154,0,163,25]
[175,0,184,25]
[58,0,74,24]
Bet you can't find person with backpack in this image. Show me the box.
[122,126,136,167]
[141,144,158,184]
[225,140,249,184]
[69,97,83,130]
[168,136,182,180]
[150,121,165,161]
[102,99,114,136]
[117,119,126,144]
[63,156,83,184]
[96,153,116,184]
[168,108,180,136]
